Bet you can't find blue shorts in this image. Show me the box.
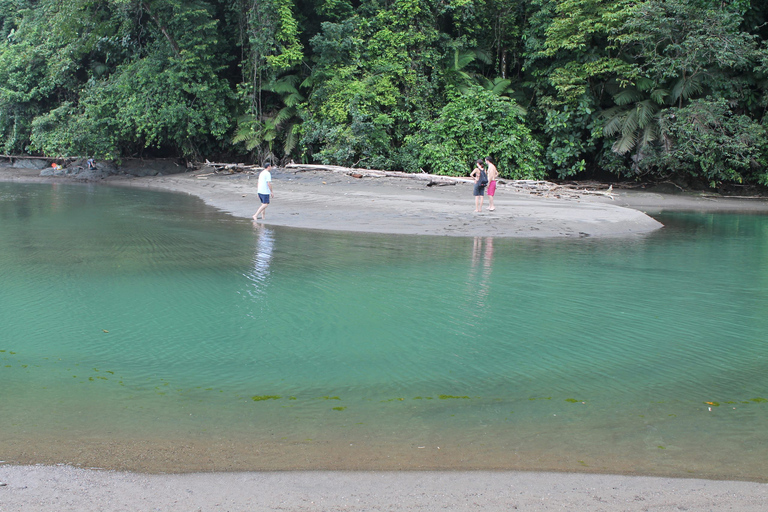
[258,193,270,204]
[473,183,485,196]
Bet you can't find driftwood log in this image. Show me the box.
[199,161,616,200]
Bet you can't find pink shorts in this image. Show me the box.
[487,180,497,196]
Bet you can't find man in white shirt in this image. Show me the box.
[253,163,274,220]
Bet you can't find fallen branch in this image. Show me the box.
[198,161,616,200]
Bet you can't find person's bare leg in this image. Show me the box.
[488,195,495,211]
[253,204,268,220]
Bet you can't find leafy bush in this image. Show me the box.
[543,101,602,178]
[619,98,768,186]
[411,86,544,179]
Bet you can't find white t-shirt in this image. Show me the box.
[257,169,272,195]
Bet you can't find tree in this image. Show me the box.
[603,0,766,181]
[651,98,768,186]
[300,2,443,169]
[410,85,544,179]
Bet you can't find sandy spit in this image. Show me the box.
[106,167,666,238]
[2,166,768,510]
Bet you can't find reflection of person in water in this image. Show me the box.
[247,223,275,296]
[470,236,494,307]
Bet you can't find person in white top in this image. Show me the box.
[253,163,274,220]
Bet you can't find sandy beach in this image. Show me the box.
[2,165,768,510]
[1,465,767,511]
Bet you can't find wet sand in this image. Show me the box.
[1,165,768,509]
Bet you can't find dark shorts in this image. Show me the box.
[473,183,485,196]
[258,193,270,204]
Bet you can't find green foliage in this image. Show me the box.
[300,6,443,169]
[599,0,768,181]
[636,98,768,185]
[525,0,633,105]
[544,101,602,178]
[2,0,233,159]
[614,0,759,89]
[412,86,544,179]
[0,0,766,187]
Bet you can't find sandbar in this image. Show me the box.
[4,165,768,237]
[110,167,666,237]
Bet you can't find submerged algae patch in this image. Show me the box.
[252,395,281,401]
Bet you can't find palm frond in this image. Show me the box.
[612,132,638,155]
[474,48,493,65]
[453,48,476,71]
[282,91,304,107]
[232,127,253,145]
[602,106,628,136]
[269,77,299,95]
[614,88,643,106]
[621,109,639,136]
[639,122,658,148]
[636,77,655,92]
[274,106,296,126]
[649,88,669,104]
[636,100,659,128]
[510,103,527,117]
[490,78,512,96]
[671,74,704,103]
[283,124,298,155]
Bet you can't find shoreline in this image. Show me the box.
[2,166,768,509]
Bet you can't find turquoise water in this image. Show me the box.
[1,182,767,479]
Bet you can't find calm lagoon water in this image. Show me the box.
[1,182,767,479]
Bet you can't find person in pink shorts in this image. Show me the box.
[485,156,499,211]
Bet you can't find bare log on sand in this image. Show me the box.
[200,161,615,199]
[202,160,262,174]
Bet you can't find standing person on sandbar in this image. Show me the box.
[253,162,274,221]
[485,156,498,211]
[470,159,487,212]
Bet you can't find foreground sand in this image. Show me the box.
[2,166,768,510]
[1,465,767,512]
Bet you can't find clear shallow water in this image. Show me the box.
[1,182,767,478]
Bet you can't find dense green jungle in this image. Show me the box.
[1,0,768,186]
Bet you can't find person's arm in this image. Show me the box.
[268,181,274,197]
